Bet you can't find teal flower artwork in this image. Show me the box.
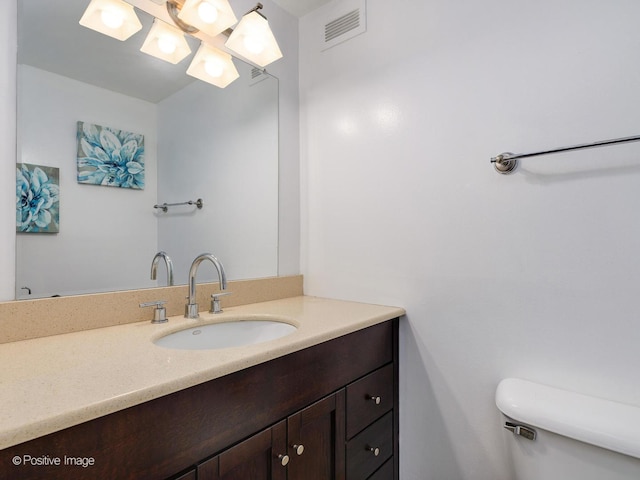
[76,121,145,189]
[16,163,60,233]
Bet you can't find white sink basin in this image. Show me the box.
[154,319,297,350]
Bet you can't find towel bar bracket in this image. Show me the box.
[492,152,518,174]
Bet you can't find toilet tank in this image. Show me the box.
[496,378,640,480]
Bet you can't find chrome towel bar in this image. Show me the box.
[154,198,203,212]
[491,134,640,174]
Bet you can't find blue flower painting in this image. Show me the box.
[76,121,145,189]
[16,163,60,233]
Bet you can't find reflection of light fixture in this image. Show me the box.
[177,0,237,37]
[79,0,142,41]
[140,18,192,64]
[225,3,282,68]
[79,0,283,88]
[187,42,239,88]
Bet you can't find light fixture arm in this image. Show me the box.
[166,0,199,33]
[247,3,267,19]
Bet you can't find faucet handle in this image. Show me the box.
[210,292,233,314]
[139,300,168,324]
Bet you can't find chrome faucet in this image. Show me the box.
[185,253,227,318]
[150,251,174,286]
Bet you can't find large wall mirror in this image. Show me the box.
[15,0,279,299]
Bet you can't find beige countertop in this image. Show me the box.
[0,296,404,450]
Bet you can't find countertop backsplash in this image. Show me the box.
[0,275,303,343]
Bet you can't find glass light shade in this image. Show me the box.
[186,43,239,88]
[140,19,192,64]
[79,0,142,41]
[225,11,282,68]
[177,0,238,37]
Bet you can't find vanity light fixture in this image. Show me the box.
[79,0,283,88]
[140,18,192,64]
[177,0,238,37]
[186,42,239,88]
[79,0,142,41]
[225,3,282,68]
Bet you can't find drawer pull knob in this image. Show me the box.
[278,454,290,466]
[367,395,382,405]
[292,444,305,456]
[367,446,380,456]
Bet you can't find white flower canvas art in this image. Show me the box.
[76,121,145,189]
[16,163,60,233]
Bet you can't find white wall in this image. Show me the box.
[258,0,301,278]
[300,0,640,478]
[157,66,278,284]
[16,65,158,297]
[230,0,301,278]
[0,2,16,299]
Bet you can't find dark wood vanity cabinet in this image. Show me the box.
[197,421,287,480]
[0,319,399,480]
[198,392,345,480]
[175,469,198,480]
[286,391,346,480]
[345,364,396,479]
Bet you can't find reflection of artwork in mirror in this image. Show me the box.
[76,121,145,189]
[16,163,60,234]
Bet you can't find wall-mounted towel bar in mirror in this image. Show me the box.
[154,198,204,212]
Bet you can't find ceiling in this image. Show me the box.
[17,0,331,103]
[271,0,333,17]
[18,0,200,103]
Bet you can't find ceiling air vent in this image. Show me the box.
[251,67,264,79]
[249,67,270,86]
[325,9,359,43]
[322,0,366,51]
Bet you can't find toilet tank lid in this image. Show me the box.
[496,378,640,460]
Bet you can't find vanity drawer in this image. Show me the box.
[346,363,394,438]
[346,412,393,480]
[368,458,394,480]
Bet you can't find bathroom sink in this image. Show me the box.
[153,319,297,350]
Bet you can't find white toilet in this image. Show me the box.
[496,378,640,480]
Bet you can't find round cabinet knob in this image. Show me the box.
[292,444,305,456]
[368,446,380,457]
[367,395,382,405]
[278,454,290,467]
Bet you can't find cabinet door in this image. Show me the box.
[287,391,346,480]
[198,421,288,480]
[172,469,197,480]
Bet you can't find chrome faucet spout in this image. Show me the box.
[185,253,227,318]
[151,251,174,286]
